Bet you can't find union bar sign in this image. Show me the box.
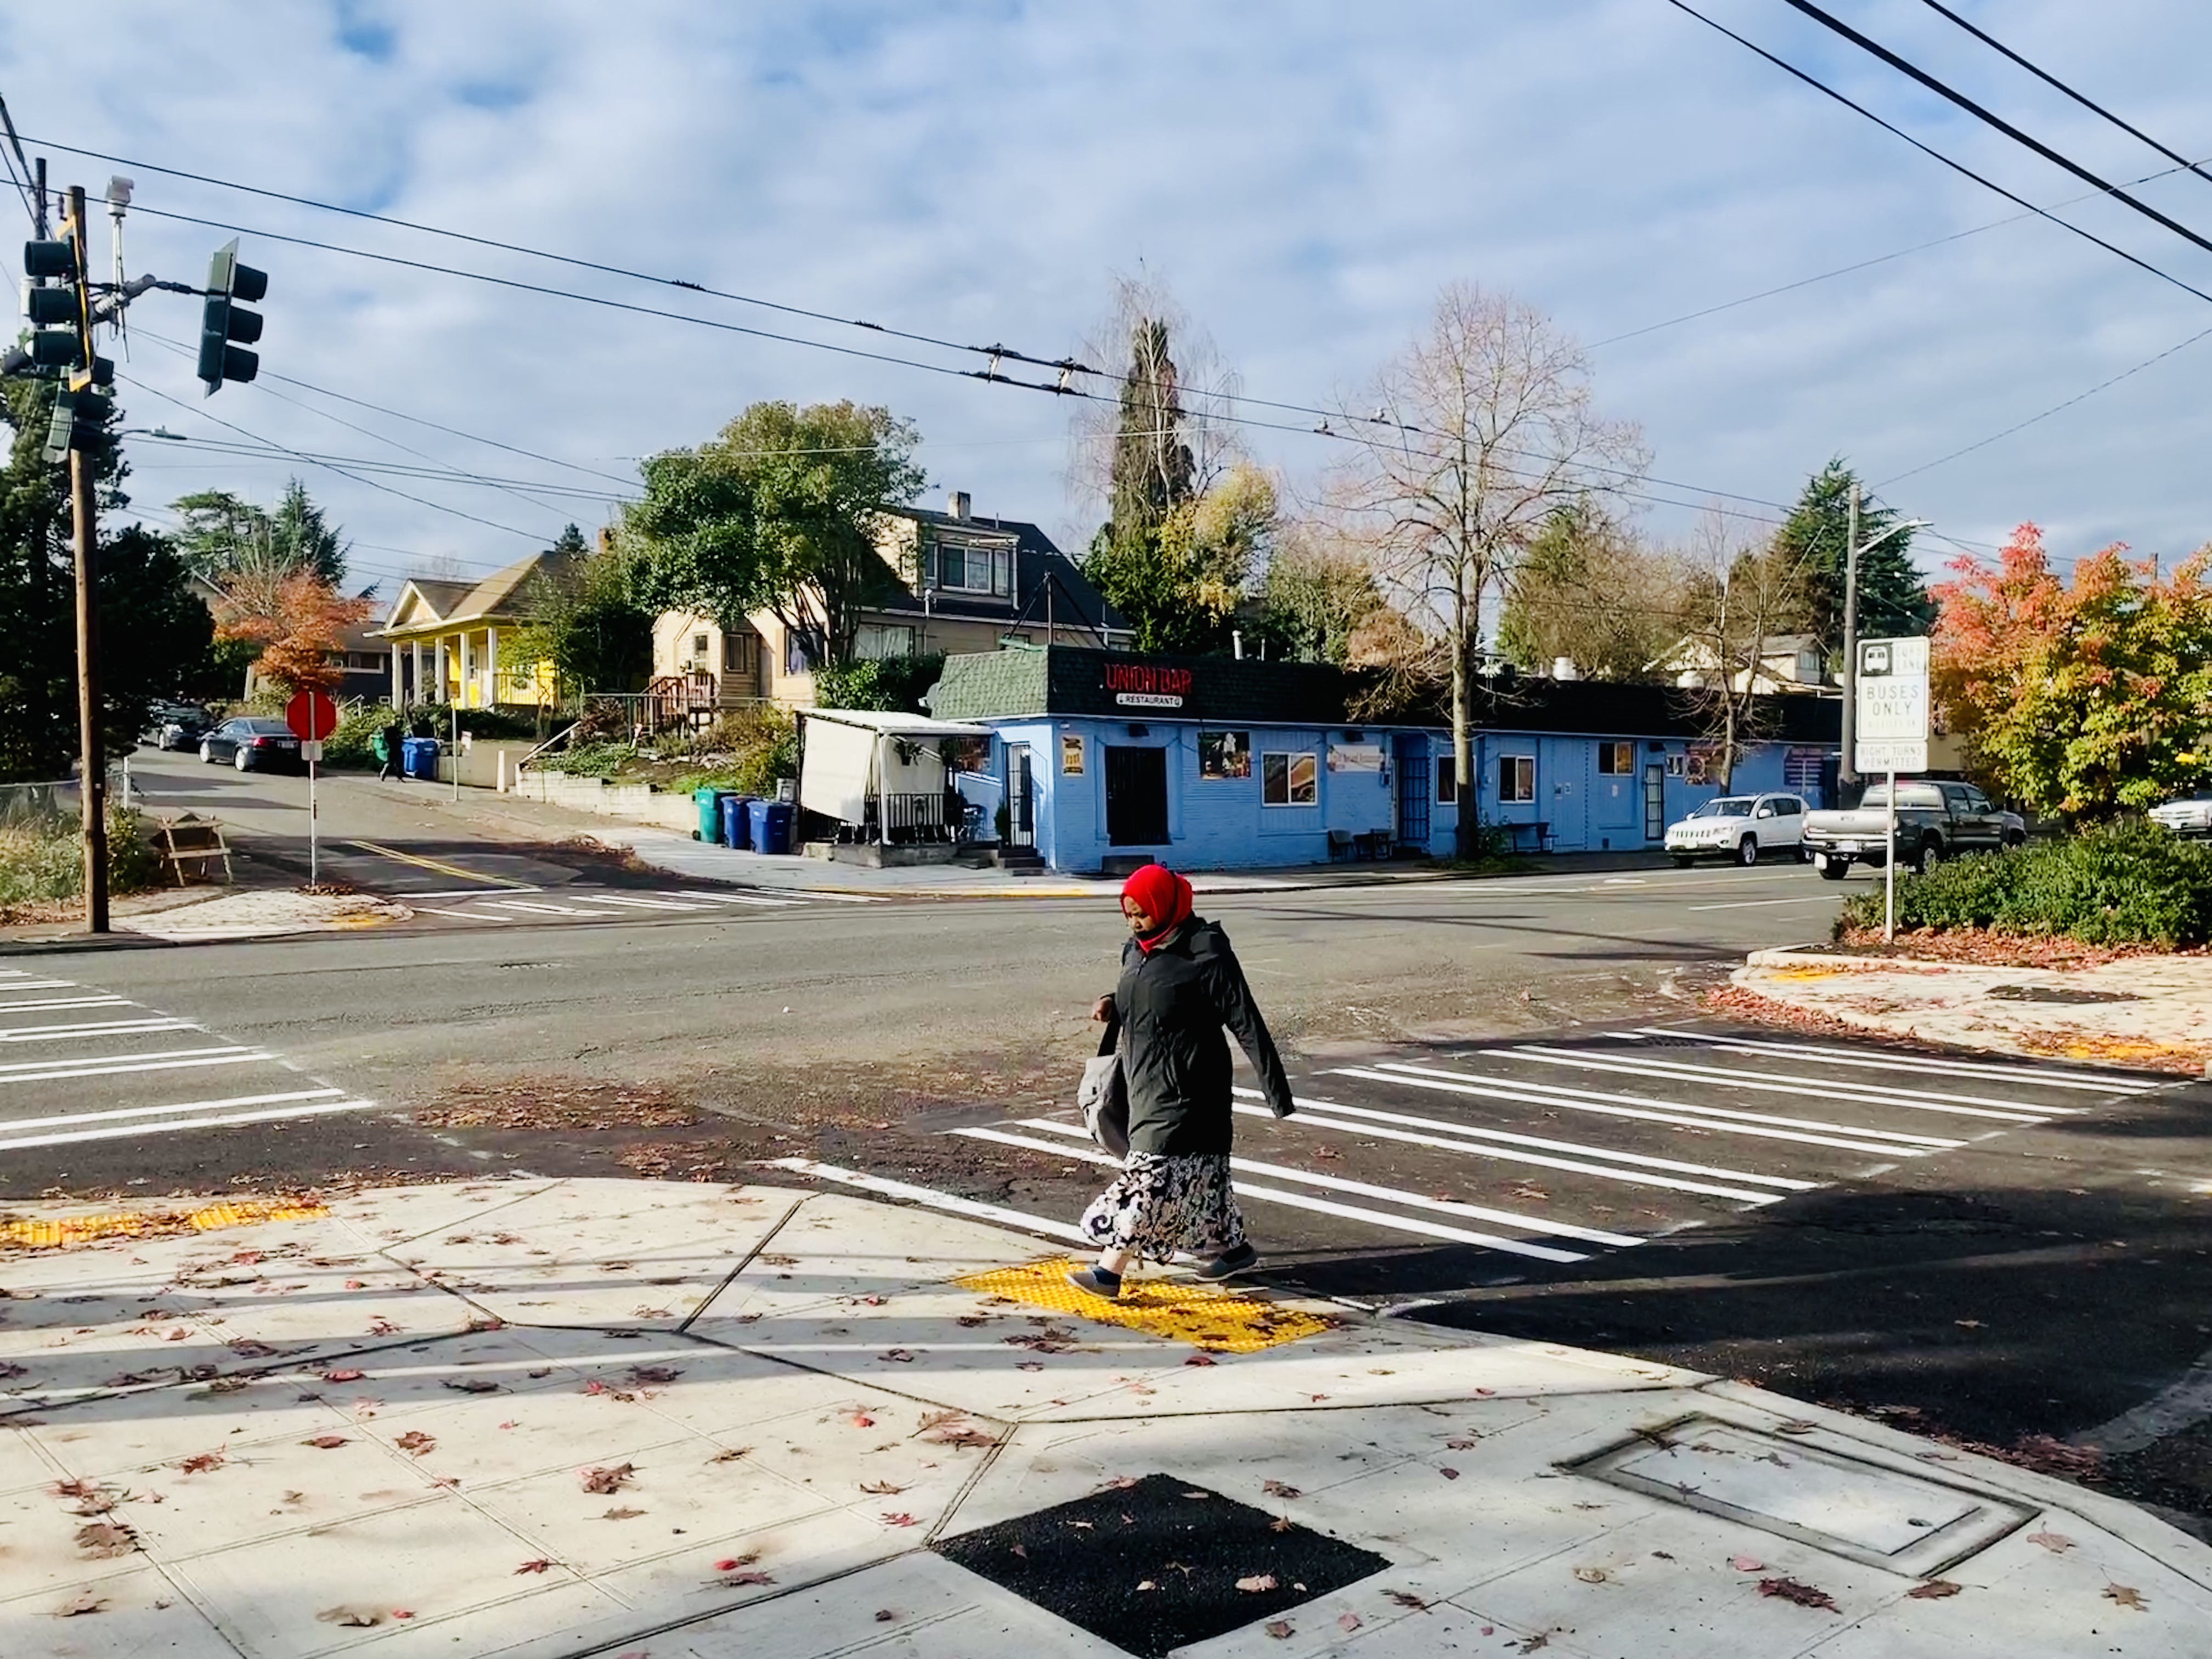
[1105,662,1193,710]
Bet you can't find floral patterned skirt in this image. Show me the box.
[1079,1151,1248,1265]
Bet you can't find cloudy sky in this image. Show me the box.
[8,0,2211,596]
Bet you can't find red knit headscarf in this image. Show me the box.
[1121,862,1194,952]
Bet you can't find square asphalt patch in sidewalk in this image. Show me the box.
[933,1471,1389,1657]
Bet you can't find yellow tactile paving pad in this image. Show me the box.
[1,1199,329,1250]
[955,1256,1334,1353]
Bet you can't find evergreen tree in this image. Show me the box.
[0,381,213,781]
[1770,459,1932,661]
[171,477,348,587]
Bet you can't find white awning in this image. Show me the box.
[802,709,995,740]
[798,717,880,824]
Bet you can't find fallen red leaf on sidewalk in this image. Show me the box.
[582,1463,635,1493]
[514,1559,552,1575]
[302,1435,348,1450]
[1906,1582,1961,1599]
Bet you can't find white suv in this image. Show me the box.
[1664,792,1808,867]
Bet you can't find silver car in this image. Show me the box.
[2149,789,2212,838]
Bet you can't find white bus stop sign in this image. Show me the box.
[1855,636,1929,775]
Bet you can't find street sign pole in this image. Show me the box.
[1885,768,1897,943]
[285,690,338,887]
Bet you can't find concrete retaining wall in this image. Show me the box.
[500,768,700,836]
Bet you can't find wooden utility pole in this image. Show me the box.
[64,184,108,932]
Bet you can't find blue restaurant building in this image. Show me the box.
[923,647,1842,875]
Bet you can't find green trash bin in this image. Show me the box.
[694,786,731,842]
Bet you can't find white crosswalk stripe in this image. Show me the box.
[421,885,881,926]
[0,970,383,1156]
[925,1024,2136,1284]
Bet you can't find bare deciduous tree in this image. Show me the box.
[1671,507,1806,791]
[1331,283,1646,857]
[1065,273,1243,521]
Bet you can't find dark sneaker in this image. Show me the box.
[1194,1243,1259,1282]
[1066,1267,1124,1299]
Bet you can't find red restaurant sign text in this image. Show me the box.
[1105,663,1193,709]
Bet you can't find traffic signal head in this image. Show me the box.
[22,240,75,281]
[196,237,268,393]
[40,387,110,465]
[22,284,76,325]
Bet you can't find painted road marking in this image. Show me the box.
[345,839,534,889]
[419,907,514,921]
[574,894,706,912]
[0,1049,273,1086]
[0,980,96,994]
[785,890,893,904]
[1502,1046,2069,1121]
[1686,895,1848,911]
[477,900,603,917]
[1626,1029,2159,1093]
[1347,1064,1958,1155]
[0,1099,380,1153]
[0,996,134,1013]
[1370,1060,1968,1148]
[765,1156,1091,1244]
[0,1018,199,1042]
[401,885,544,899]
[949,1126,1587,1262]
[676,889,810,907]
[1231,1086,1814,1194]
[0,1087,347,1136]
[1007,1117,1644,1246]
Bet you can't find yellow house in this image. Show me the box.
[377,549,578,709]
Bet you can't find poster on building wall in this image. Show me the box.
[1199,730,1251,778]
[1327,743,1383,773]
[1685,745,1717,785]
[1060,736,1084,775]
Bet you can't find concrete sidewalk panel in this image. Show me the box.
[375,1182,796,1329]
[648,1551,1135,1659]
[320,1177,564,1249]
[0,1563,236,1657]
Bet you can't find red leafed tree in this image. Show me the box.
[212,568,374,696]
[1932,523,2212,818]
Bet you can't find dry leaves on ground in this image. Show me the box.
[1262,1480,1301,1499]
[413,1082,697,1132]
[1236,1574,1279,1593]
[177,1451,224,1474]
[1757,1577,1839,1612]
[2024,1530,2076,1554]
[582,1463,636,1494]
[395,1431,436,1457]
[302,1435,348,1450]
[1265,1621,1294,1638]
[76,1522,139,1559]
[1907,1581,1962,1599]
[2103,1584,2148,1611]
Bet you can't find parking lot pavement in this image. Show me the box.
[0,962,382,1163]
[877,1025,2169,1304]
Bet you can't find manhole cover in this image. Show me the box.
[1987,984,2139,1005]
[934,1473,1389,1657]
[1565,1417,2035,1576]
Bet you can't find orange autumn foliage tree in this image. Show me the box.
[1931,524,2212,820]
[212,568,375,697]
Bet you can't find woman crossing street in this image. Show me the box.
[1069,863,1296,1299]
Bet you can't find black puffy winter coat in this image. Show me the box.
[1109,917,1295,1156]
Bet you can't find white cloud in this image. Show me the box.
[9,0,2212,592]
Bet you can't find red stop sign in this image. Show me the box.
[286,689,340,742]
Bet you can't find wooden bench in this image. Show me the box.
[154,814,233,886]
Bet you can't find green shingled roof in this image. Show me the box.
[926,649,1049,719]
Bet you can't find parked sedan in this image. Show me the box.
[200,717,303,773]
[153,708,214,751]
[1664,792,1808,867]
[2149,789,2212,838]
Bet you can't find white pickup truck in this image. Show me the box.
[1802,780,2027,879]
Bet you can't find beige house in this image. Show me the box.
[377,548,582,709]
[649,492,1128,713]
[1650,632,1833,696]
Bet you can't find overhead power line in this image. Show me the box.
[1779,0,2212,261]
[20,131,1093,383]
[1915,0,2212,190]
[1663,0,2212,308]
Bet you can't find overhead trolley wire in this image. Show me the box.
[1778,0,2212,262]
[1913,0,2212,190]
[1662,0,2212,309]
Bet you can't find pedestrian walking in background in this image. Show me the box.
[375,713,407,781]
[1069,862,1296,1299]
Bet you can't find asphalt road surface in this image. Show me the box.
[9,749,2210,1534]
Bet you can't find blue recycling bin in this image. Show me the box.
[749,800,794,855]
[401,736,440,782]
[693,786,730,842]
[718,793,755,850]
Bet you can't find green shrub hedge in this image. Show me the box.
[1837,822,2212,947]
